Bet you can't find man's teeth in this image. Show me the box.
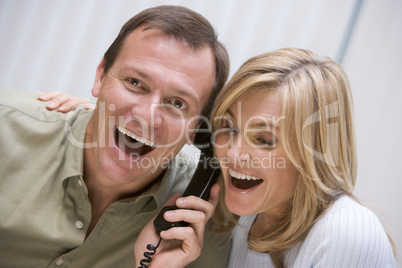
[117,126,154,147]
[229,169,260,180]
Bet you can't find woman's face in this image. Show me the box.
[214,90,299,218]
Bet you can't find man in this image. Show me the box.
[0,5,230,267]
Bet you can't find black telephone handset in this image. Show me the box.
[153,122,219,234]
[153,147,220,234]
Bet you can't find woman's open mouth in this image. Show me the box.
[114,126,155,157]
[229,168,263,190]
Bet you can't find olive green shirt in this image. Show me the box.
[0,89,230,267]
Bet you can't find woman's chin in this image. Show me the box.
[225,195,257,217]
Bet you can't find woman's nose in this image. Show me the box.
[227,135,251,165]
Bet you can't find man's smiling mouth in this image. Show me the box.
[114,126,155,157]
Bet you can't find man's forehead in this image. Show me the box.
[120,26,216,113]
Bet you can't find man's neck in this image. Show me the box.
[82,153,126,237]
[82,121,168,236]
[82,161,165,237]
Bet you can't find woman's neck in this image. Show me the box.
[249,202,292,238]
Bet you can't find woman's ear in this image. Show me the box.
[91,58,106,98]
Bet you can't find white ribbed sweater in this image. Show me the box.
[228,195,395,267]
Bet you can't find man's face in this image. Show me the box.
[88,27,216,186]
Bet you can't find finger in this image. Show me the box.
[163,209,207,226]
[81,101,95,110]
[41,94,72,110]
[164,193,181,207]
[175,194,216,219]
[37,91,63,101]
[57,98,92,113]
[163,208,207,242]
[145,193,181,229]
[50,94,74,109]
[175,183,221,209]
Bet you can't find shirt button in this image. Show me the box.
[56,258,64,266]
[75,221,84,229]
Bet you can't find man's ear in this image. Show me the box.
[91,58,106,98]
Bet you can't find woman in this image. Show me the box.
[39,48,395,267]
[209,48,395,267]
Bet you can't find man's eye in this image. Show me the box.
[168,99,187,110]
[128,78,141,86]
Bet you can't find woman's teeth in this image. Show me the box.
[117,126,154,147]
[229,168,263,190]
[229,168,260,180]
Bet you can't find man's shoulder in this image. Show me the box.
[0,89,66,122]
[0,88,92,125]
[1,88,42,108]
[0,88,92,158]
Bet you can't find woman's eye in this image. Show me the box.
[255,137,276,148]
[221,125,239,134]
[168,99,187,110]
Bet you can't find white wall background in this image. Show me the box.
[1,0,401,265]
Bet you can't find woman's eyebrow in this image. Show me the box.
[249,121,278,129]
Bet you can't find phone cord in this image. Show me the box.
[138,237,162,268]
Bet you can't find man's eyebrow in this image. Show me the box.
[130,67,153,82]
[174,88,199,106]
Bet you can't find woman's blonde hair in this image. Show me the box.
[211,48,358,266]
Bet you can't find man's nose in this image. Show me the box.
[131,96,163,130]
